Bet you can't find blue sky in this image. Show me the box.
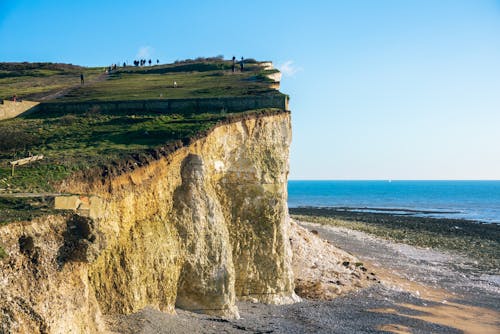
[1,0,499,179]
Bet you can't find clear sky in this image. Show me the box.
[1,0,499,180]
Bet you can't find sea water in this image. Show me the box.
[288,180,500,223]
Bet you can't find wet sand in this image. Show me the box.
[108,218,500,334]
[290,207,500,272]
[297,221,499,334]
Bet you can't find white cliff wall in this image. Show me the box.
[0,111,297,333]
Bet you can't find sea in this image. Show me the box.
[288,180,500,224]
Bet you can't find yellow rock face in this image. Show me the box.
[0,112,297,332]
[0,215,108,334]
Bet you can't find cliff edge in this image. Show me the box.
[0,111,299,333]
[0,59,372,334]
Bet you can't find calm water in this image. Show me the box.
[288,180,500,223]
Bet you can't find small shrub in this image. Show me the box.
[0,245,7,259]
[0,127,40,153]
[84,105,101,118]
[59,114,78,125]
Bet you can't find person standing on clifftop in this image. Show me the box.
[80,73,84,85]
[240,57,244,72]
[232,56,236,73]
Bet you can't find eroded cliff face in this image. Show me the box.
[0,215,107,334]
[0,112,297,333]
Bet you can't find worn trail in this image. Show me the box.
[37,73,108,101]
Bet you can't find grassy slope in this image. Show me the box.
[0,197,59,225]
[59,62,279,102]
[0,60,280,102]
[0,59,282,194]
[0,63,103,100]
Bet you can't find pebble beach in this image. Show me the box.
[109,208,500,333]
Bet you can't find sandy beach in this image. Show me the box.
[108,214,500,334]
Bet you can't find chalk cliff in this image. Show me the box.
[0,111,298,333]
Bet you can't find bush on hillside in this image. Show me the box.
[0,128,40,154]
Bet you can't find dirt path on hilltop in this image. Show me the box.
[32,72,108,101]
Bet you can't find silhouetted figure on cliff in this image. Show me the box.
[232,56,236,72]
[240,57,244,72]
[80,73,84,85]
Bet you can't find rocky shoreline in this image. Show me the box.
[289,207,500,272]
[109,214,500,333]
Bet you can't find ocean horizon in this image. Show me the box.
[287,180,500,223]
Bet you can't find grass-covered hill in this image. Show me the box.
[0,58,280,101]
[0,62,103,101]
[0,57,285,197]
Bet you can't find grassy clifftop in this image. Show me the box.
[0,58,285,195]
[59,60,280,102]
[0,59,280,102]
[0,62,103,101]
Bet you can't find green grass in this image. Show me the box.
[0,197,58,224]
[0,59,285,221]
[58,62,278,102]
[0,63,103,100]
[0,60,280,102]
[0,245,6,259]
[0,107,284,194]
[0,109,244,192]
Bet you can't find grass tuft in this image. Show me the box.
[0,245,6,259]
